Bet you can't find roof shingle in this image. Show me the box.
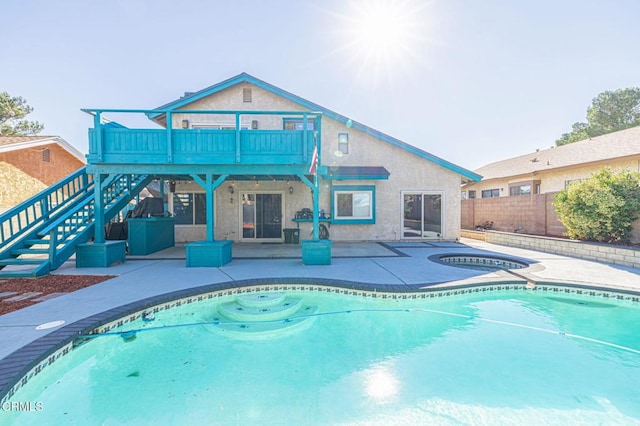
[475,126,640,180]
[0,136,57,147]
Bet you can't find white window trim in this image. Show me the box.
[333,190,373,221]
[399,190,445,240]
[238,190,285,243]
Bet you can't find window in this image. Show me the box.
[481,189,500,198]
[243,88,252,103]
[338,133,349,154]
[191,124,249,130]
[509,184,531,196]
[565,179,581,189]
[283,118,315,130]
[331,185,375,224]
[172,193,206,225]
[402,192,443,239]
[468,190,476,199]
[42,148,50,163]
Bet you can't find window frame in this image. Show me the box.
[481,189,500,198]
[338,132,349,154]
[564,179,582,189]
[190,123,249,130]
[282,118,315,131]
[331,185,375,224]
[509,184,531,196]
[171,191,209,226]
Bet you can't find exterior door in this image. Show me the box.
[402,192,443,239]
[241,192,283,241]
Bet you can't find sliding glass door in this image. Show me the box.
[402,192,443,239]
[241,192,283,241]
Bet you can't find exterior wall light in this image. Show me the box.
[181,119,189,129]
[289,186,294,194]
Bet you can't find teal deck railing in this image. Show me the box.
[83,109,322,166]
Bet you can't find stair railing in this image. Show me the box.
[0,167,92,249]
[41,173,151,269]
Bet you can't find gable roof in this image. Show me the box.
[474,125,640,182]
[0,136,86,163]
[149,72,481,182]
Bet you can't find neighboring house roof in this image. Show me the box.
[473,125,640,182]
[0,135,86,163]
[148,72,481,183]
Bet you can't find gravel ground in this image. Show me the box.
[0,275,115,316]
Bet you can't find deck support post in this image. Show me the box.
[93,173,106,244]
[186,173,232,267]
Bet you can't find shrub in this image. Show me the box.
[554,168,640,243]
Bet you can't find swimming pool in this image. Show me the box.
[2,285,640,425]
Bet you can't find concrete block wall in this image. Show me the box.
[462,194,640,243]
[461,194,556,235]
[485,231,640,269]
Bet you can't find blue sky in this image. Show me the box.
[2,0,639,170]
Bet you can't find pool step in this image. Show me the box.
[236,292,287,308]
[211,292,317,339]
[212,305,318,339]
[218,296,303,322]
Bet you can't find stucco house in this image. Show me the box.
[460,125,640,241]
[0,136,85,210]
[144,73,481,244]
[462,125,640,199]
[0,73,482,276]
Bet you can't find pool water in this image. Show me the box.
[3,289,640,425]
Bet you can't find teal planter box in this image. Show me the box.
[301,240,332,265]
[128,217,175,255]
[186,240,233,267]
[76,241,126,268]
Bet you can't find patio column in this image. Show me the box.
[185,174,232,268]
[191,173,228,241]
[93,173,105,244]
[76,173,126,268]
[298,173,331,265]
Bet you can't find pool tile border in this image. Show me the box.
[2,278,640,404]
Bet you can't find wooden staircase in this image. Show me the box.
[0,167,151,278]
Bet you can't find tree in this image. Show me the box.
[0,92,44,136]
[554,168,640,244]
[555,122,590,146]
[555,87,640,146]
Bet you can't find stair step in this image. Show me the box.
[0,258,46,265]
[11,248,49,255]
[218,297,303,322]
[210,305,318,340]
[0,269,40,278]
[236,292,287,308]
[25,239,50,246]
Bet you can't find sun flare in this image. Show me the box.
[328,0,432,87]
[352,2,413,58]
[364,367,400,402]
